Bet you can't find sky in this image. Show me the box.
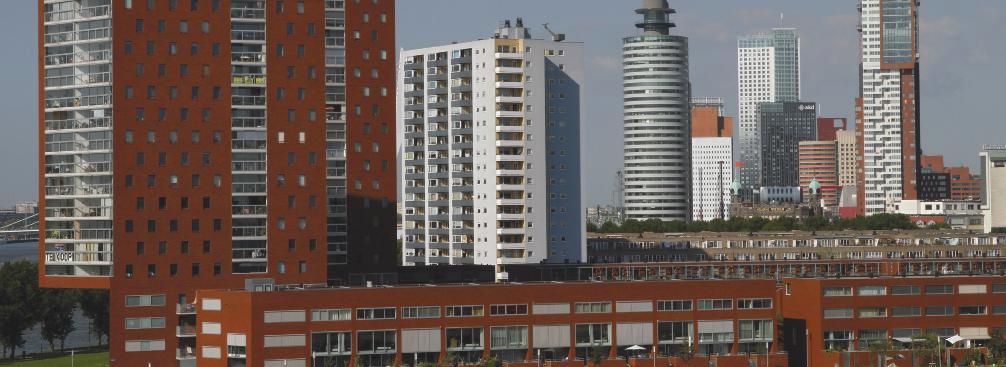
[2,1,1004,208]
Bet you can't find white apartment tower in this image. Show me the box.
[857,0,922,215]
[737,28,800,190]
[692,138,733,221]
[621,0,692,221]
[399,19,585,266]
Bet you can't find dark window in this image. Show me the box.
[202,197,211,209]
[136,197,145,210]
[191,263,200,276]
[213,219,222,231]
[169,220,178,232]
[191,219,200,232]
[181,241,189,254]
[135,19,144,32]
[202,241,210,253]
[309,239,317,251]
[125,175,134,187]
[135,241,144,254]
[147,220,156,232]
[158,241,167,254]
[158,197,167,209]
[213,263,222,275]
[125,265,134,278]
[147,264,156,277]
[170,264,178,277]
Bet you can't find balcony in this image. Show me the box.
[496,213,523,220]
[496,182,527,192]
[494,52,523,60]
[496,256,527,265]
[176,303,197,315]
[495,140,524,148]
[495,169,524,176]
[495,96,523,104]
[176,347,196,360]
[495,81,523,89]
[496,198,524,206]
[176,325,197,337]
[44,5,111,24]
[496,228,525,235]
[494,67,523,74]
[495,111,523,118]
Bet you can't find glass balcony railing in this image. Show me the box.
[44,28,111,44]
[44,5,111,23]
[230,8,265,19]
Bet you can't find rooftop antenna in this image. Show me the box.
[542,23,565,42]
[779,12,784,26]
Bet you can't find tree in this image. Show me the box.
[909,333,939,365]
[587,222,599,232]
[676,340,695,367]
[39,288,79,351]
[866,340,893,367]
[600,221,620,233]
[589,345,607,366]
[988,330,1006,364]
[78,289,110,347]
[0,261,42,359]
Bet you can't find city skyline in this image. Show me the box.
[3,1,1005,208]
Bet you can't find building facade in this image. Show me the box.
[621,1,692,222]
[189,273,1006,367]
[692,138,733,221]
[194,279,785,367]
[836,129,858,187]
[38,0,395,365]
[759,102,817,188]
[737,28,800,190]
[981,146,1006,232]
[399,19,585,266]
[856,0,922,215]
[798,140,839,207]
[815,117,847,141]
[691,98,733,221]
[922,155,983,201]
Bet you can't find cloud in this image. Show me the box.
[692,22,731,43]
[589,55,621,72]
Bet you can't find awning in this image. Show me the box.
[617,323,654,346]
[402,328,441,353]
[892,337,913,343]
[533,325,571,348]
[960,327,991,340]
[946,335,965,344]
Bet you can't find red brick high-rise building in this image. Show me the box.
[38,0,395,365]
[815,117,847,141]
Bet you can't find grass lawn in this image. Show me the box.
[0,351,108,367]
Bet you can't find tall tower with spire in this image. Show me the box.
[621,0,692,221]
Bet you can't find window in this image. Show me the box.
[657,321,692,343]
[823,330,852,351]
[489,304,527,316]
[698,299,733,310]
[823,286,853,296]
[823,308,853,319]
[890,306,921,317]
[858,286,886,296]
[490,326,528,350]
[960,305,987,315]
[925,284,953,295]
[401,306,440,319]
[959,284,988,294]
[890,285,920,295]
[574,302,611,313]
[445,327,483,350]
[125,317,165,329]
[263,310,306,323]
[858,330,888,350]
[858,307,887,318]
[738,320,772,341]
[125,294,166,307]
[356,308,395,320]
[656,300,692,311]
[445,305,484,317]
[737,298,772,309]
[357,330,396,353]
[994,284,1006,293]
[575,323,611,346]
[311,309,351,321]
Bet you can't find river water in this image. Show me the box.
[0,241,107,354]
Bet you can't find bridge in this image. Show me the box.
[0,213,39,244]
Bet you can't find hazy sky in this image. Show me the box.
[3,1,1004,208]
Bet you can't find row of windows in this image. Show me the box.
[824,305,1003,318]
[278,299,775,323]
[823,283,1003,296]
